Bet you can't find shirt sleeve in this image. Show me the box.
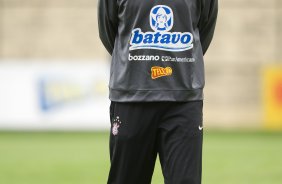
[98,0,119,55]
[198,0,218,55]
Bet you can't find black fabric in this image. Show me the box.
[107,101,203,184]
[98,0,218,102]
[98,0,118,55]
[198,0,218,55]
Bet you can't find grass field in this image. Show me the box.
[0,130,282,184]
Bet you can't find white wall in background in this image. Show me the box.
[0,60,110,130]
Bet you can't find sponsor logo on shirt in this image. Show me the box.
[151,66,172,79]
[129,5,193,52]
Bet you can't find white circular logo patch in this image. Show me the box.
[150,5,174,32]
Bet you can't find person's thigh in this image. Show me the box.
[107,102,161,184]
[158,101,203,184]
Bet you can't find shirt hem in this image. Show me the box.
[109,88,203,102]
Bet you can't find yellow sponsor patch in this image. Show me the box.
[151,66,172,79]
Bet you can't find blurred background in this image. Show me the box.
[0,0,282,184]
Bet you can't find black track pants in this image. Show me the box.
[107,101,203,184]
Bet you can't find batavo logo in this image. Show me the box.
[151,66,172,79]
[129,5,193,52]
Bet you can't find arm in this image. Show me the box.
[198,0,218,55]
[98,0,119,55]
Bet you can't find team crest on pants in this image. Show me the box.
[112,116,122,136]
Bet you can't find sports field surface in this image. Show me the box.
[0,130,282,184]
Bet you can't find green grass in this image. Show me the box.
[0,130,282,184]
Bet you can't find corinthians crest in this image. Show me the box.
[112,116,122,136]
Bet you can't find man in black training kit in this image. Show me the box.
[98,0,218,183]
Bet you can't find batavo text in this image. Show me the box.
[129,28,193,51]
[130,29,192,45]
